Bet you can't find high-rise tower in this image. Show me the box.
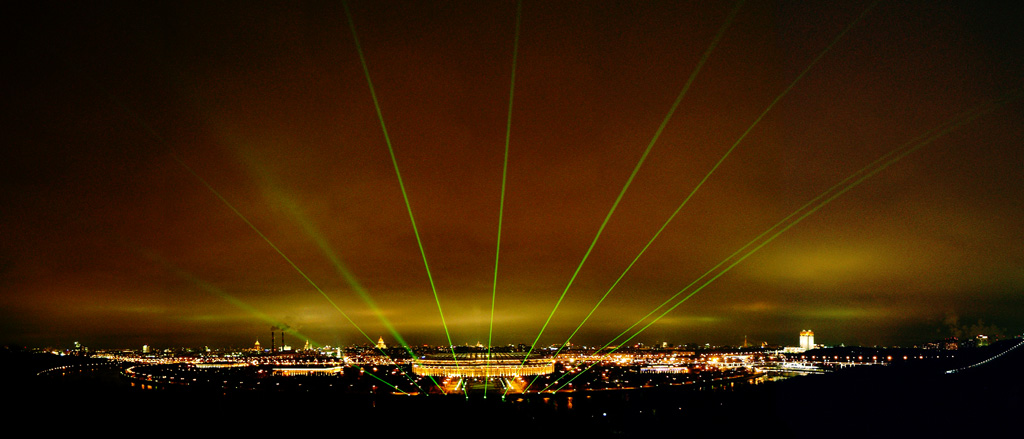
[799,330,815,350]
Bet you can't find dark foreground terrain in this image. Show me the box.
[4,344,1021,436]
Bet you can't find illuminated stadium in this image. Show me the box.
[411,352,553,378]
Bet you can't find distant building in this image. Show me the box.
[272,366,342,377]
[254,340,261,351]
[944,337,959,350]
[800,330,815,350]
[377,336,386,349]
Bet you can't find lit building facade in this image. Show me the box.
[800,330,815,350]
[272,366,343,377]
[411,352,553,378]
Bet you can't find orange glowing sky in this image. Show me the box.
[2,1,1022,349]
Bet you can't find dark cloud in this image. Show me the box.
[2,1,1022,349]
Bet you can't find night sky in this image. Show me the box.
[3,1,1022,350]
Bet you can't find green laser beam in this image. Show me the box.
[63,43,426,387]
[97,82,426,388]
[169,155,355,341]
[121,72,431,391]
[48,36,426,381]
[544,88,1022,392]
[359,366,412,396]
[485,0,522,401]
[128,242,320,348]
[64,46,431,393]
[543,0,877,365]
[546,92,1019,391]
[549,143,922,391]
[279,196,442,391]
[171,153,431,392]
[585,87,1017,362]
[516,0,745,394]
[240,153,442,393]
[52,34,430,391]
[343,0,459,367]
[276,194,441,393]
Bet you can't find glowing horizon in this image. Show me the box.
[2,1,1023,351]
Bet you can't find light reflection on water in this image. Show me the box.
[535,370,800,409]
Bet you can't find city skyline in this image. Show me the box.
[3,1,1023,350]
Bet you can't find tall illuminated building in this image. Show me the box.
[377,336,386,349]
[800,330,815,350]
